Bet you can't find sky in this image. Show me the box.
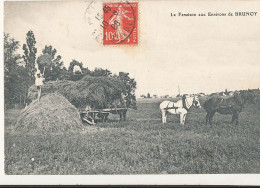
[4,0,260,97]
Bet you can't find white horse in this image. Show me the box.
[159,95,201,125]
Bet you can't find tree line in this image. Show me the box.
[4,30,136,109]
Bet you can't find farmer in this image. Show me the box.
[35,73,45,101]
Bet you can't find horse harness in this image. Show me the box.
[216,97,244,109]
[164,97,193,112]
[164,101,178,114]
[183,97,192,111]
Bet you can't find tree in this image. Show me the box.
[68,60,91,81]
[22,30,37,81]
[117,72,137,107]
[4,33,20,75]
[4,33,30,108]
[42,45,64,70]
[91,68,112,77]
[147,93,151,98]
[42,45,57,59]
[38,45,69,81]
[4,33,20,107]
[14,66,32,104]
[68,60,84,72]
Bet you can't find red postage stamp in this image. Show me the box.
[102,2,138,45]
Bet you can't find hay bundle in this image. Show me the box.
[37,54,53,72]
[27,76,126,110]
[15,93,83,133]
[74,76,126,109]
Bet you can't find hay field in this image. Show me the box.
[5,97,260,174]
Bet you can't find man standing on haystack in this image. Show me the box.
[35,72,45,101]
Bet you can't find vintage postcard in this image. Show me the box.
[1,0,260,185]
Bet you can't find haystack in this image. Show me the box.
[15,93,83,133]
[27,76,126,110]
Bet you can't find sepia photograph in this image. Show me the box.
[1,0,260,185]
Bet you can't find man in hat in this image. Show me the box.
[35,72,45,101]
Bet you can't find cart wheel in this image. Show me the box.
[82,114,96,125]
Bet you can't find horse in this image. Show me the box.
[110,93,137,121]
[83,93,137,124]
[159,95,201,125]
[203,90,257,125]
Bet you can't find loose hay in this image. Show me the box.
[15,93,83,134]
[27,76,126,110]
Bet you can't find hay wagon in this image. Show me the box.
[80,107,128,125]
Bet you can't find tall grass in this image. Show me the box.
[5,97,260,174]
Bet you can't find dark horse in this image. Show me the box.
[96,93,137,122]
[109,94,137,121]
[203,90,256,125]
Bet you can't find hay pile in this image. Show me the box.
[15,93,83,133]
[28,76,126,110]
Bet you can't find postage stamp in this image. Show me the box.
[102,2,138,45]
[3,0,260,185]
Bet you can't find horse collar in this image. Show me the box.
[183,98,190,111]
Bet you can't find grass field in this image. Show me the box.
[4,97,260,174]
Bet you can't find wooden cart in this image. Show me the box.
[80,108,128,125]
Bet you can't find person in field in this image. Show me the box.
[35,72,45,101]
